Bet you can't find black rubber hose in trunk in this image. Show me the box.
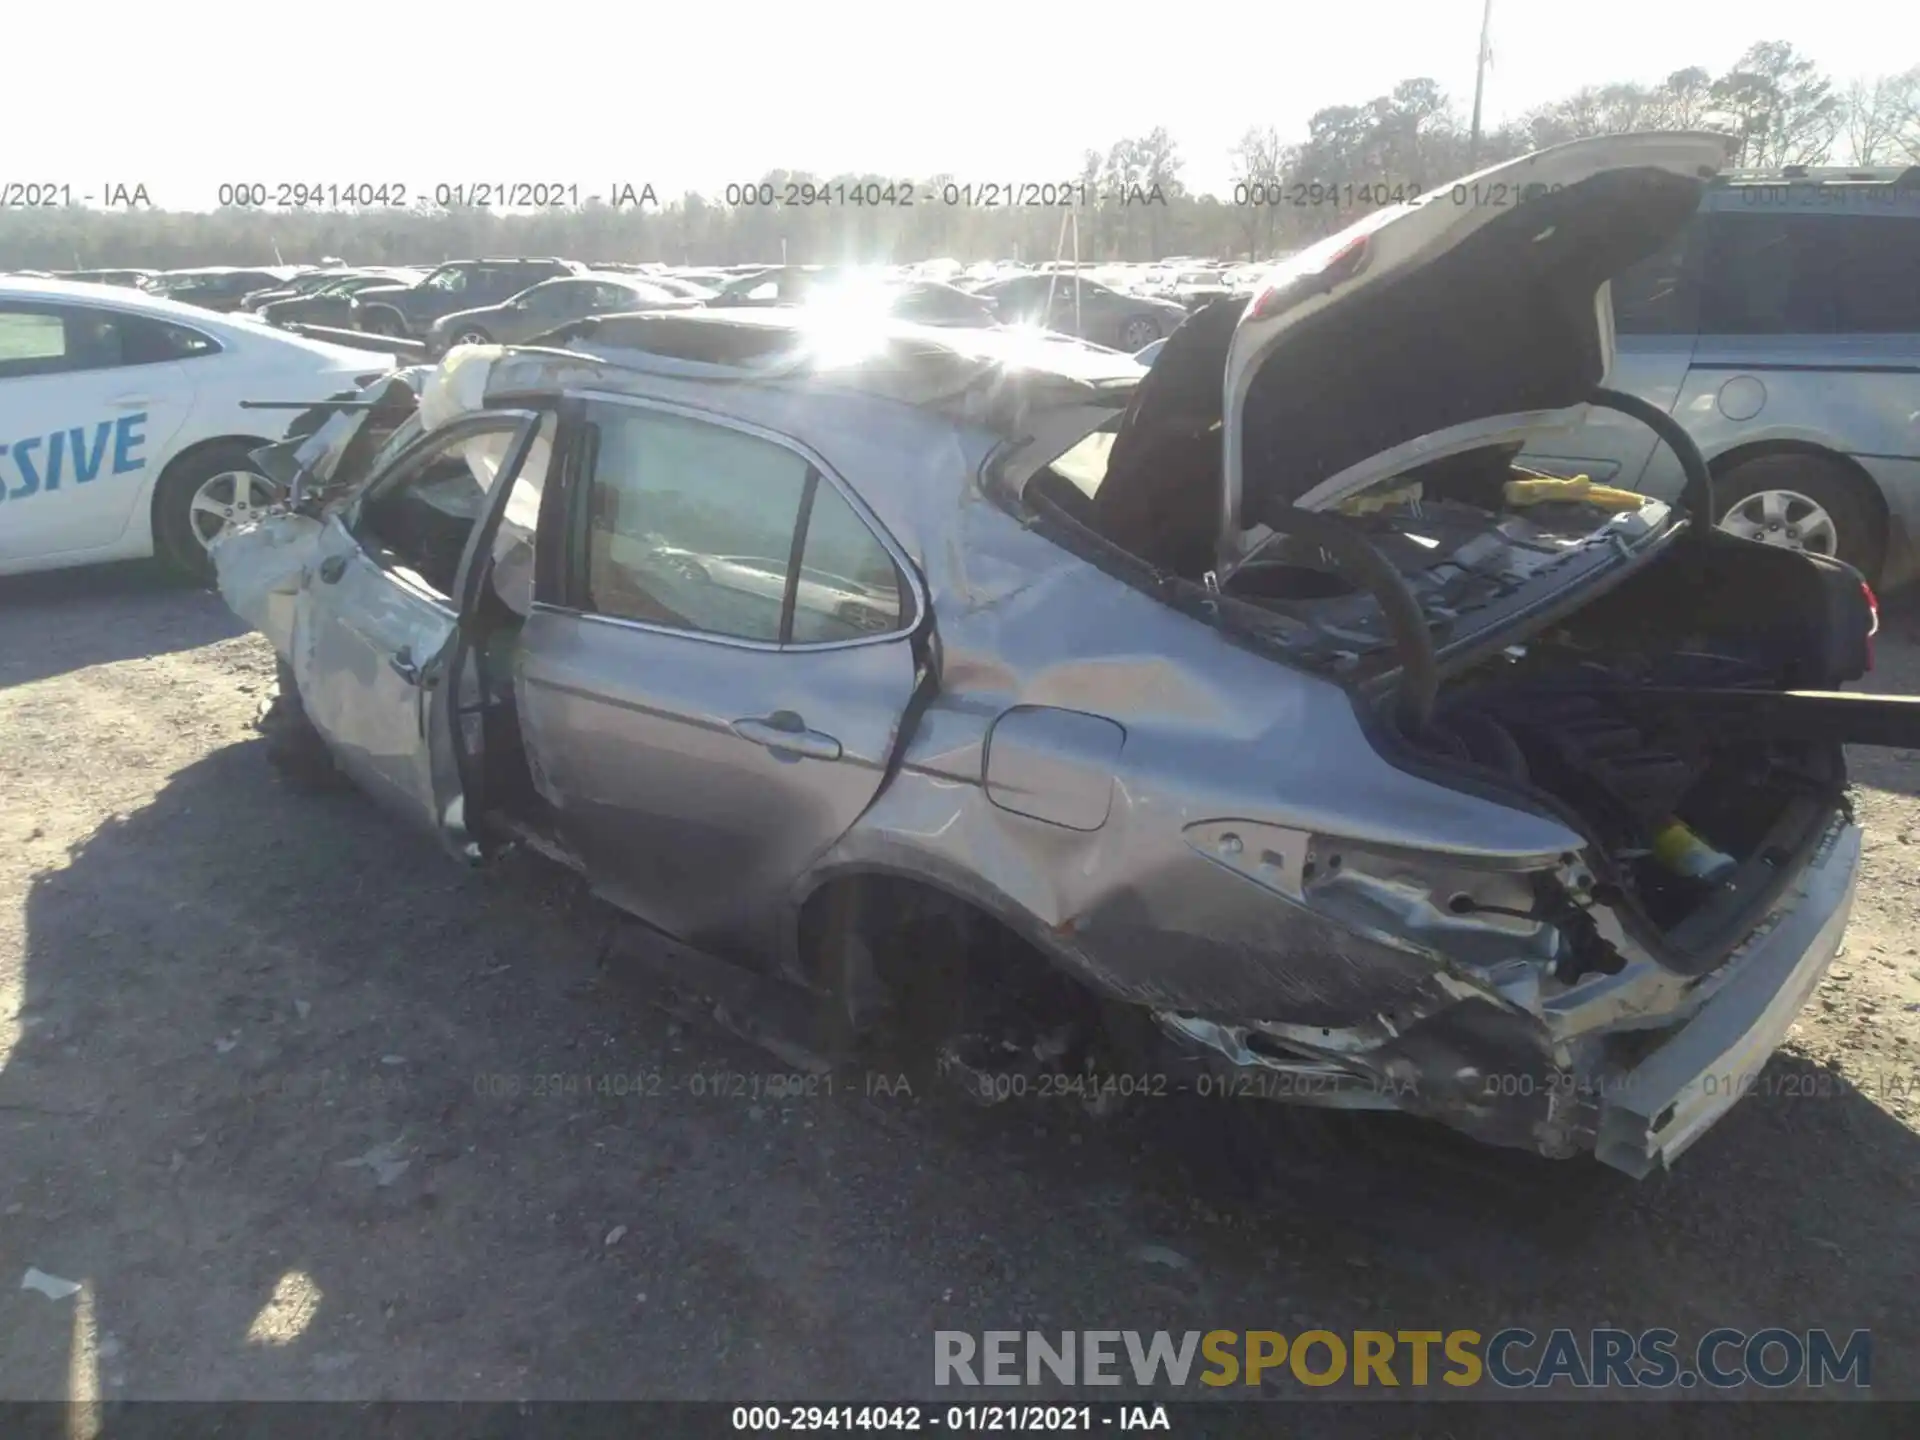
[1258,506,1439,738]
[1588,386,1715,530]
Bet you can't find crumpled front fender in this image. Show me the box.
[208,513,325,662]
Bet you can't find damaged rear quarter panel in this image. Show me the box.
[801,489,1585,1032]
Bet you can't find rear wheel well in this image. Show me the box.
[797,872,1017,1003]
[795,873,1137,1058]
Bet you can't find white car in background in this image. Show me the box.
[0,277,394,579]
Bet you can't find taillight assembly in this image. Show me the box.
[1864,580,1879,671]
[1245,234,1373,324]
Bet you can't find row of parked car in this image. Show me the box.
[12,257,1260,361]
[9,153,1920,589]
[0,253,1222,583]
[282,258,1226,359]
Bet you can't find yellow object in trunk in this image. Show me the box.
[1338,482,1424,516]
[1503,474,1650,511]
[1651,818,1737,882]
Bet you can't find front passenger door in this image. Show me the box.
[293,409,546,854]
[515,397,923,956]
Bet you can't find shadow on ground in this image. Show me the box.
[4,737,1916,1410]
[0,563,238,690]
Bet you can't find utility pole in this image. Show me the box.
[1467,0,1494,170]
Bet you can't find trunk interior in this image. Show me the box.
[1407,533,1861,972]
[1214,454,1869,972]
[1024,432,1874,976]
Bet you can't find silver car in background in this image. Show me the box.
[213,135,1904,1179]
[1523,163,1920,587]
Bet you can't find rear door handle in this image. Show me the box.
[731,713,842,762]
[109,394,154,408]
[318,554,348,584]
[389,646,423,685]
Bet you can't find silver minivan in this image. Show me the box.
[1522,165,1920,587]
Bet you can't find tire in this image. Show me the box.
[258,659,348,793]
[151,442,282,582]
[360,308,406,337]
[1118,315,1162,351]
[1713,454,1883,581]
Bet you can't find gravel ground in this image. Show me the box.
[1,562,1916,1415]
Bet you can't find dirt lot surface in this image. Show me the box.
[2,563,1917,1416]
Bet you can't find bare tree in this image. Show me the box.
[1843,76,1904,163]
[1710,41,1841,167]
[1133,126,1186,258]
[1880,66,1920,162]
[1649,67,1715,129]
[1230,125,1289,257]
[15,53,1920,271]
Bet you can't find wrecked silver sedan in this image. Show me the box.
[213,133,1904,1177]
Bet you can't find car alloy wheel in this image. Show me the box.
[1119,316,1161,351]
[187,470,283,552]
[453,329,490,347]
[1716,488,1840,557]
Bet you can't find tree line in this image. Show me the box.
[3,42,1913,272]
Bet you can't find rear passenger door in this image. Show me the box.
[515,395,923,955]
[1521,215,1704,491]
[1661,206,1920,484]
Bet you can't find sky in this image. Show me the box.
[11,0,1909,211]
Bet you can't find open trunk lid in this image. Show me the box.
[1205,133,1729,568]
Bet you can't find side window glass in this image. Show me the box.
[1610,218,1701,336]
[790,482,906,643]
[355,421,527,598]
[0,309,73,378]
[1833,215,1920,334]
[584,409,808,642]
[1700,213,1835,335]
[114,313,221,364]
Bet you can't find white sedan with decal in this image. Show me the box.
[0,277,394,578]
